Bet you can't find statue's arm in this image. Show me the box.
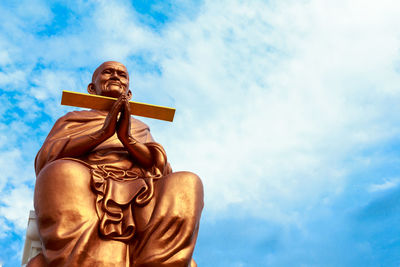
[52,96,126,159]
[117,99,154,169]
[53,128,108,158]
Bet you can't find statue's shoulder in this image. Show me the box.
[131,117,150,131]
[57,109,106,122]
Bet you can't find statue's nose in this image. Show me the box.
[110,72,120,80]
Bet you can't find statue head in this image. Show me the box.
[87,61,132,99]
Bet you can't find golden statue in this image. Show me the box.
[27,61,204,267]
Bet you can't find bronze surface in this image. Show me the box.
[29,61,203,267]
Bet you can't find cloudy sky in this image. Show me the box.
[1,0,400,266]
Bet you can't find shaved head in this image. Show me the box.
[92,61,129,83]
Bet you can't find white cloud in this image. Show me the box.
[0,185,33,230]
[0,70,27,89]
[0,148,23,191]
[0,218,10,239]
[0,50,11,66]
[368,178,400,192]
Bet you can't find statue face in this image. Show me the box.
[89,61,130,98]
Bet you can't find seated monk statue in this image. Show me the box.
[27,61,204,267]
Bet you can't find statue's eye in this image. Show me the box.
[102,69,112,74]
[119,72,127,78]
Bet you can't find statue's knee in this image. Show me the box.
[172,171,203,193]
[36,159,91,191]
[35,159,93,211]
[163,171,204,206]
[34,159,96,226]
[37,159,89,180]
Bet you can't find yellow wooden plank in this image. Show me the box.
[61,90,175,122]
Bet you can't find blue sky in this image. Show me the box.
[1,0,400,266]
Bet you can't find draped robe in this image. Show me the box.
[31,110,203,267]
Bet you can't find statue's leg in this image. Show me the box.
[26,252,46,267]
[34,159,129,267]
[131,171,204,267]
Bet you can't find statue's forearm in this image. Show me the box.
[122,136,154,169]
[116,104,154,168]
[56,130,109,159]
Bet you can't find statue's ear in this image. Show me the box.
[87,83,96,95]
[127,90,132,100]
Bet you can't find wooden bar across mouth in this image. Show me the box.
[61,90,176,122]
